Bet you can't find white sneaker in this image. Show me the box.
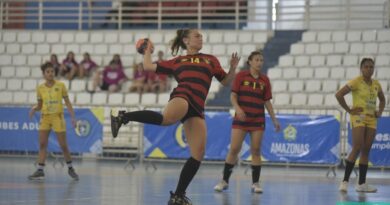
[214,180,228,192]
[251,182,263,193]
[355,183,377,193]
[339,181,348,192]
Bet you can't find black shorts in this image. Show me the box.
[100,82,109,91]
[180,104,203,123]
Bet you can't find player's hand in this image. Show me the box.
[229,52,240,71]
[349,107,363,115]
[29,106,36,119]
[236,107,246,121]
[374,111,382,118]
[273,119,281,132]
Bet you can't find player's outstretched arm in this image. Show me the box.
[143,41,157,72]
[221,52,240,86]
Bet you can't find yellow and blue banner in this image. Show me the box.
[144,112,340,164]
[0,107,103,153]
[347,116,390,166]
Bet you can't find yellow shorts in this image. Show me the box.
[350,114,377,129]
[39,113,66,132]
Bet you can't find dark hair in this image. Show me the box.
[360,58,375,68]
[41,62,54,72]
[246,51,263,66]
[170,29,192,56]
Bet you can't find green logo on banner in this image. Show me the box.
[336,202,390,205]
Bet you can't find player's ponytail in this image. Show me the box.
[170,28,191,56]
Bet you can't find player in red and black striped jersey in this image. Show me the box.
[110,28,240,205]
[214,51,280,194]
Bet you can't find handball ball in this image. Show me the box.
[136,38,153,54]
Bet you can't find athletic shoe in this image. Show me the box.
[355,183,377,193]
[167,191,192,205]
[68,167,79,181]
[110,109,125,138]
[339,181,348,192]
[28,169,44,180]
[251,182,263,193]
[214,180,229,192]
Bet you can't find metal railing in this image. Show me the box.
[0,0,388,30]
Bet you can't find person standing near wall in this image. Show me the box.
[336,58,386,193]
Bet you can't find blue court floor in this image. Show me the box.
[0,157,389,205]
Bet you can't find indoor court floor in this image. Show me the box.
[0,157,389,205]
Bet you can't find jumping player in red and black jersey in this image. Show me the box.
[110,28,240,205]
[214,51,280,194]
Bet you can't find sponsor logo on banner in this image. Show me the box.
[75,119,91,137]
[271,124,310,156]
[175,124,187,148]
[372,133,390,151]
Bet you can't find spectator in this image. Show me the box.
[49,54,61,77]
[89,60,127,93]
[110,54,124,69]
[79,52,98,78]
[129,63,147,93]
[60,51,79,80]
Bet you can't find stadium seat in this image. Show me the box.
[90,33,104,43]
[302,31,316,42]
[376,67,390,80]
[92,92,107,105]
[288,80,304,92]
[46,32,60,43]
[317,31,331,42]
[0,78,6,90]
[0,44,4,53]
[279,55,294,67]
[123,44,137,55]
[343,55,358,66]
[378,43,390,54]
[27,91,37,104]
[36,44,50,54]
[6,44,20,54]
[3,31,16,42]
[305,43,319,54]
[334,42,349,53]
[164,32,176,44]
[119,33,134,43]
[108,93,124,105]
[305,80,322,92]
[238,32,252,43]
[12,55,27,66]
[80,44,94,55]
[274,93,290,105]
[31,67,43,78]
[1,66,15,77]
[124,93,140,105]
[104,33,118,43]
[224,32,238,43]
[52,44,66,54]
[307,93,324,106]
[209,81,220,93]
[363,43,378,54]
[298,68,314,79]
[314,67,330,79]
[141,93,157,105]
[0,91,12,103]
[291,93,307,105]
[331,31,346,42]
[75,32,89,43]
[347,31,361,42]
[0,54,12,65]
[330,67,345,79]
[75,93,91,105]
[326,55,342,66]
[295,56,310,66]
[13,91,28,104]
[253,32,268,43]
[209,32,223,43]
[375,55,390,66]
[22,79,37,91]
[324,93,338,106]
[31,32,45,43]
[320,43,334,54]
[345,67,359,79]
[242,44,257,55]
[322,80,338,92]
[70,80,87,92]
[310,55,325,67]
[212,44,226,55]
[377,30,390,42]
[283,68,298,79]
[362,30,377,42]
[61,33,75,43]
[267,68,282,79]
[227,44,241,55]
[21,44,35,54]
[7,79,22,90]
[349,43,364,54]
[94,45,108,55]
[290,43,304,54]
[378,80,388,93]
[272,80,288,92]
[109,44,123,55]
[66,44,80,54]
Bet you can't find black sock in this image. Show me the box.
[343,160,355,182]
[175,157,201,196]
[251,165,261,184]
[122,110,163,125]
[358,164,368,185]
[37,163,45,171]
[222,163,235,183]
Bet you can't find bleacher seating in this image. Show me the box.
[268,29,390,108]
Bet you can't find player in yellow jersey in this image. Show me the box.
[28,62,79,181]
[336,58,385,193]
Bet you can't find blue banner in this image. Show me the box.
[0,107,103,153]
[241,115,340,164]
[144,112,340,164]
[348,116,390,166]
